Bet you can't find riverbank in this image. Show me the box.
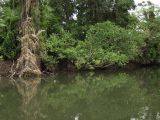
[1,66,160,120]
[0,60,12,76]
[0,60,159,77]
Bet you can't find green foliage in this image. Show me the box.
[0,6,20,59]
[0,19,6,27]
[41,31,76,66]
[49,0,75,22]
[76,0,135,26]
[135,2,160,64]
[75,21,145,69]
[1,0,160,69]
[138,18,160,64]
[45,0,135,40]
[42,21,145,70]
[40,0,63,35]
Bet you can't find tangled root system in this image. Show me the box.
[10,0,43,78]
[11,0,43,78]
[15,17,41,78]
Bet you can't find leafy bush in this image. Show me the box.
[0,7,20,59]
[43,21,145,70]
[75,21,145,69]
[138,18,160,64]
[41,31,76,67]
[40,1,63,35]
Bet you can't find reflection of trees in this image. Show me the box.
[1,68,160,120]
[40,72,146,120]
[13,78,43,120]
[0,78,20,120]
[0,77,13,89]
[131,68,160,120]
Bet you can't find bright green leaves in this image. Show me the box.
[138,18,160,64]
[0,3,20,59]
[43,21,145,70]
[0,19,6,28]
[42,31,77,66]
[74,21,145,69]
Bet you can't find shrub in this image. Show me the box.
[138,18,160,64]
[0,7,20,59]
[41,31,77,67]
[42,21,145,70]
[75,21,145,69]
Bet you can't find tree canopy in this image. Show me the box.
[0,0,160,71]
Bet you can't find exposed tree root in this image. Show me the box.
[12,0,43,78]
[13,17,42,78]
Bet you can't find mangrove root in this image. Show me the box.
[15,17,42,78]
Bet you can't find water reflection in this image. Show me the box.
[0,68,160,120]
[39,72,145,120]
[13,78,42,120]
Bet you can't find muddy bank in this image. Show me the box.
[0,60,12,76]
[0,60,159,77]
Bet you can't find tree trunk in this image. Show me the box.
[15,0,41,78]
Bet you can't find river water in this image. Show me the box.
[0,67,160,120]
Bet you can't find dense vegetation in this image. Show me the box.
[0,0,160,71]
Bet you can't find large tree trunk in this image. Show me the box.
[15,0,41,78]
